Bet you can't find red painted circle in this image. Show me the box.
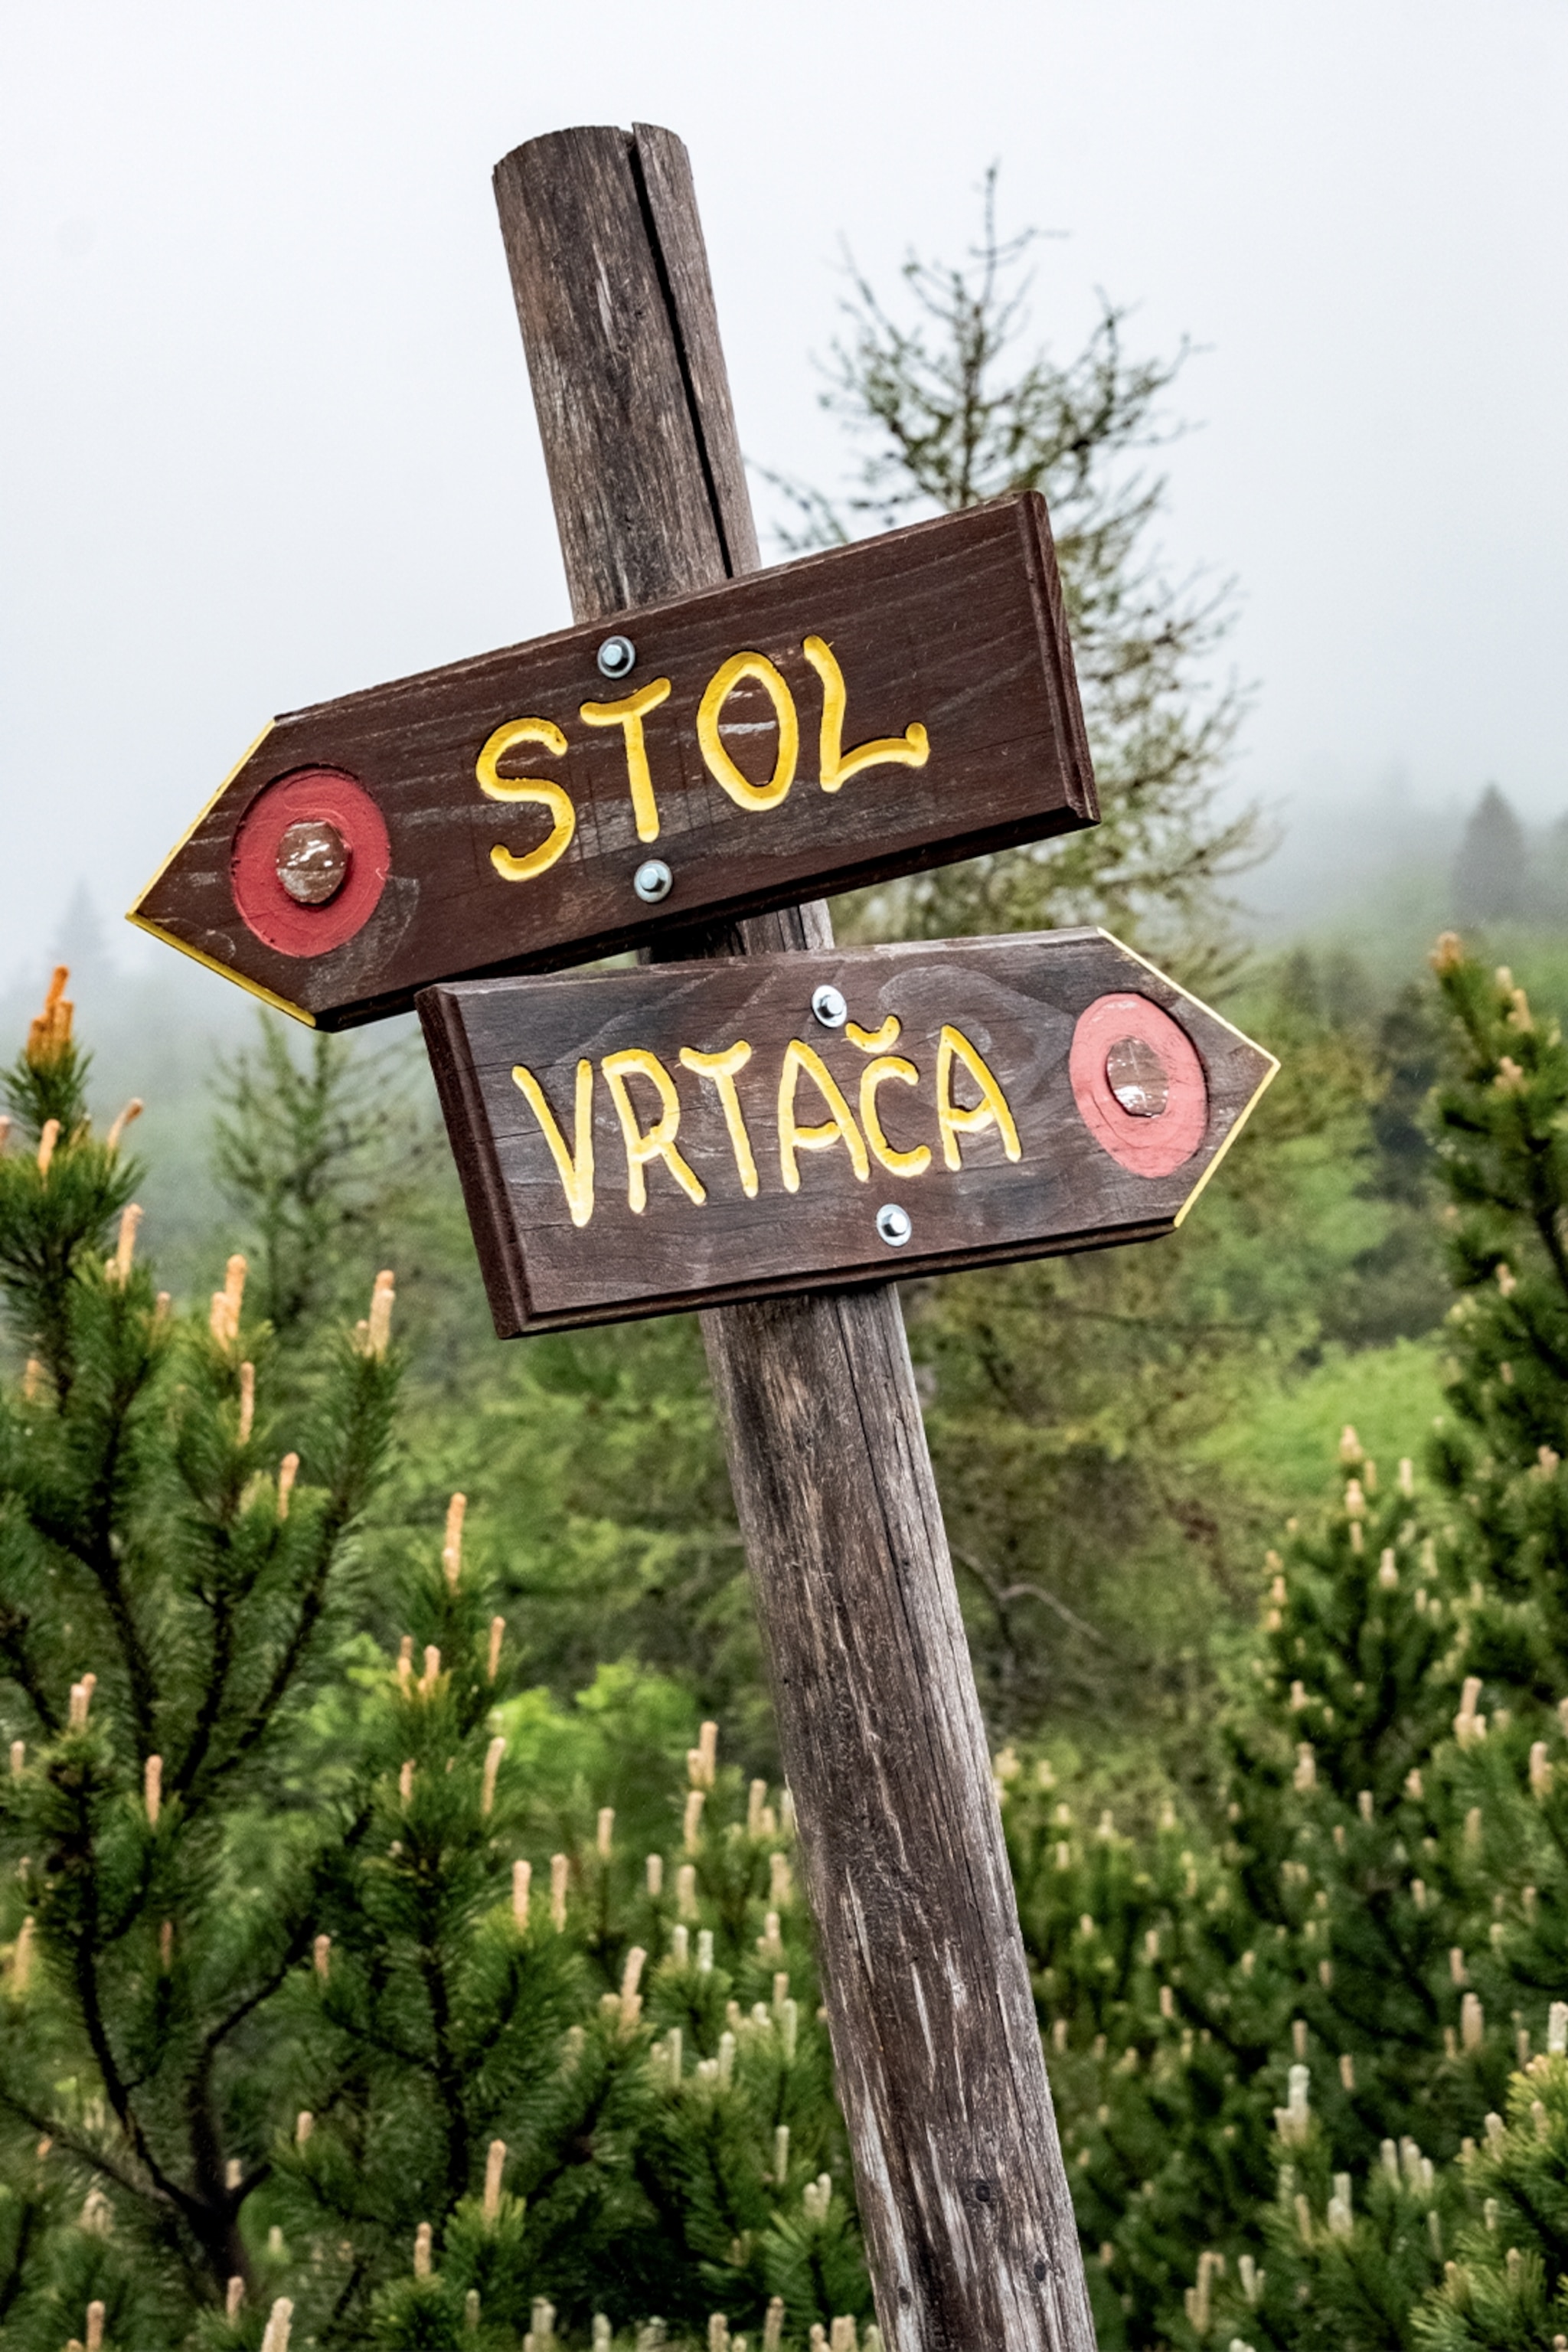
[230,769,390,958]
[1069,994,1208,1177]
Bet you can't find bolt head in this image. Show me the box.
[596,634,636,680]
[1106,1033,1170,1118]
[632,858,673,903]
[811,984,848,1028]
[876,1203,913,1247]
[276,819,349,906]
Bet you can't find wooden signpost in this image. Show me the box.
[128,496,1093,1028]
[421,933,1274,1334]
[132,117,1276,2352]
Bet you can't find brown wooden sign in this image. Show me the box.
[420,928,1276,1335]
[128,495,1095,1029]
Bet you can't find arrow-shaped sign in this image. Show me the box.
[129,496,1095,1029]
[418,929,1277,1335]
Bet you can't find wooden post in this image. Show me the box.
[493,125,1098,2352]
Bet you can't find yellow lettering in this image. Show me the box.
[860,1058,931,1178]
[479,717,574,883]
[802,635,929,794]
[580,679,673,843]
[602,1048,706,1213]
[511,1059,594,1227]
[936,1025,1021,1170]
[776,1040,870,1193]
[846,1014,902,1054]
[679,1042,759,1198]
[697,652,799,812]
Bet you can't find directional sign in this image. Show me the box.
[128,495,1096,1029]
[418,931,1276,1335]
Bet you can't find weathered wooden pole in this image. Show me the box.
[493,125,1098,2352]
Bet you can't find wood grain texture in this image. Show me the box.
[491,123,1101,2352]
[420,931,1276,1335]
[130,495,1093,1030]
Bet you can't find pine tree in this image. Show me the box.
[1452,790,1528,928]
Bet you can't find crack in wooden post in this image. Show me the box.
[493,122,1098,2352]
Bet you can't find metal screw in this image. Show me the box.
[276,818,349,906]
[596,634,636,679]
[632,859,672,903]
[876,1204,913,1248]
[811,984,848,1028]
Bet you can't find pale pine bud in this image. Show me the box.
[1532,1743,1553,1798]
[237,1362,255,1446]
[261,2298,292,2352]
[769,1851,793,1906]
[1378,1550,1399,1590]
[8,1740,22,1778]
[277,1453,299,1519]
[418,1645,441,1696]
[708,2318,730,2352]
[155,1291,170,1321]
[86,2302,106,2352]
[684,1789,706,1851]
[105,1098,143,1152]
[1340,2052,1356,2090]
[512,1860,531,1927]
[481,1736,505,1819]
[671,1925,689,1967]
[1339,1424,1362,1465]
[1519,2027,1532,2066]
[1275,2063,1312,2146]
[676,1862,698,1919]
[1294,1743,1316,1792]
[365,1269,395,1357]
[666,2024,683,2085]
[35,1119,60,1178]
[227,2278,244,2320]
[620,1945,646,2030]
[1359,1789,1374,1822]
[1450,1946,1468,1985]
[689,1720,718,1789]
[550,1853,569,1930]
[296,2111,312,2146]
[646,1854,663,1897]
[226,2160,242,2190]
[160,1919,174,1971]
[313,1934,331,1981]
[1293,2019,1309,2059]
[399,1760,414,1808]
[747,1779,768,1837]
[396,1636,413,1688]
[1399,1457,1415,1497]
[1159,1984,1175,2021]
[1465,1805,1483,1852]
[1406,1769,1425,1802]
[763,2297,786,2352]
[145,1754,162,1827]
[1550,2002,1568,2054]
[68,1674,96,1731]
[830,2321,857,2352]
[442,1493,466,1588]
[483,2138,506,2226]
[1455,1677,1486,1746]
[756,1909,783,1962]
[593,2320,611,2352]
[697,1929,714,1974]
[413,2223,432,2279]
[773,2123,790,2184]
[597,1806,615,1859]
[487,1616,505,1681]
[21,1359,41,1401]
[12,1917,34,1994]
[468,2290,482,2333]
[111,1203,142,1284]
[1462,1993,1485,2051]
[220,1253,247,1343]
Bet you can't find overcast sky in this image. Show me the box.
[2,0,1565,982]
